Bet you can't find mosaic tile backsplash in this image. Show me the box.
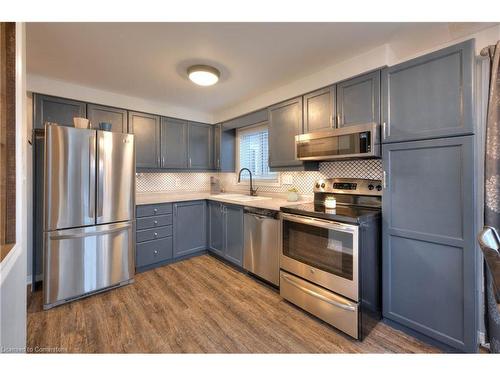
[136,159,383,195]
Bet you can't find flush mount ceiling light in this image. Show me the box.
[187,65,220,86]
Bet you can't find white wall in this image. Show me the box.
[27,74,214,124]
[214,24,500,123]
[0,22,27,352]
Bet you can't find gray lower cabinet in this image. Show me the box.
[87,103,128,133]
[136,203,174,270]
[223,205,244,266]
[381,39,474,143]
[34,94,86,129]
[161,117,188,168]
[128,111,161,169]
[173,201,207,257]
[303,85,336,132]
[382,136,477,352]
[188,122,213,169]
[208,201,244,266]
[336,70,380,127]
[208,201,224,256]
[213,124,236,172]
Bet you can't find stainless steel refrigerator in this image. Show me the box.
[43,123,135,309]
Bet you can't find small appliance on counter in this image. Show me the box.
[279,178,382,340]
[43,123,136,309]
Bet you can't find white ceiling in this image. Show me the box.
[26,22,496,119]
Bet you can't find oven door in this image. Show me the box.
[280,213,359,301]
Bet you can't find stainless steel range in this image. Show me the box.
[280,178,382,339]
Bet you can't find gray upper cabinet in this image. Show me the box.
[188,122,213,170]
[303,85,336,133]
[223,205,244,266]
[214,124,236,172]
[222,109,268,130]
[336,70,380,128]
[161,117,188,169]
[208,201,224,257]
[34,94,86,129]
[87,104,128,133]
[381,39,474,143]
[128,111,161,169]
[173,200,207,258]
[382,136,476,352]
[268,96,303,168]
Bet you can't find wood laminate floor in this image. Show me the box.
[27,255,440,353]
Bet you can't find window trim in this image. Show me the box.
[236,121,280,187]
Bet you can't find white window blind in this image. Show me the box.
[238,124,277,181]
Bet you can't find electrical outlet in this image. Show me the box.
[282,175,293,185]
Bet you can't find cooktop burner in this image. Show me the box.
[281,203,380,225]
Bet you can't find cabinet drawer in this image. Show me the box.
[136,203,173,218]
[136,226,172,243]
[137,214,172,230]
[136,237,173,267]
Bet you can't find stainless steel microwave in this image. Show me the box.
[295,123,381,161]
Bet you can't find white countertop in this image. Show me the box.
[136,191,311,211]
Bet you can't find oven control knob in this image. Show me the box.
[320,183,325,188]
[368,184,374,190]
[376,184,382,191]
[315,183,320,189]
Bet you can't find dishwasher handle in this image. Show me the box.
[243,206,280,220]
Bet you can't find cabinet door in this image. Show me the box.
[381,39,474,143]
[128,111,161,169]
[34,94,86,129]
[303,86,335,133]
[336,70,380,127]
[87,104,127,133]
[382,136,476,352]
[161,117,188,168]
[208,201,224,256]
[173,201,207,257]
[224,204,244,266]
[268,96,303,168]
[188,122,213,169]
[214,124,236,172]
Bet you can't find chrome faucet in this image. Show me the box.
[238,168,258,196]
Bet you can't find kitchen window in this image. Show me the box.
[237,123,278,184]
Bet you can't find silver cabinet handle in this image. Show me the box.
[382,122,386,139]
[153,208,158,213]
[382,171,387,189]
[281,274,356,311]
[154,232,158,237]
[153,250,159,255]
[154,220,158,225]
[162,157,165,166]
[189,157,192,168]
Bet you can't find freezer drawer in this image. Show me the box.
[43,221,135,308]
[280,271,359,339]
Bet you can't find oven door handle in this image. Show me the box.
[281,213,358,233]
[281,274,356,311]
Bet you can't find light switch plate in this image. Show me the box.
[282,175,293,185]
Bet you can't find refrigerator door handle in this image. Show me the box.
[97,133,104,219]
[89,133,96,220]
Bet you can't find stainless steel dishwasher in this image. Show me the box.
[243,206,280,286]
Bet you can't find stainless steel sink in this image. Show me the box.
[212,194,272,203]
